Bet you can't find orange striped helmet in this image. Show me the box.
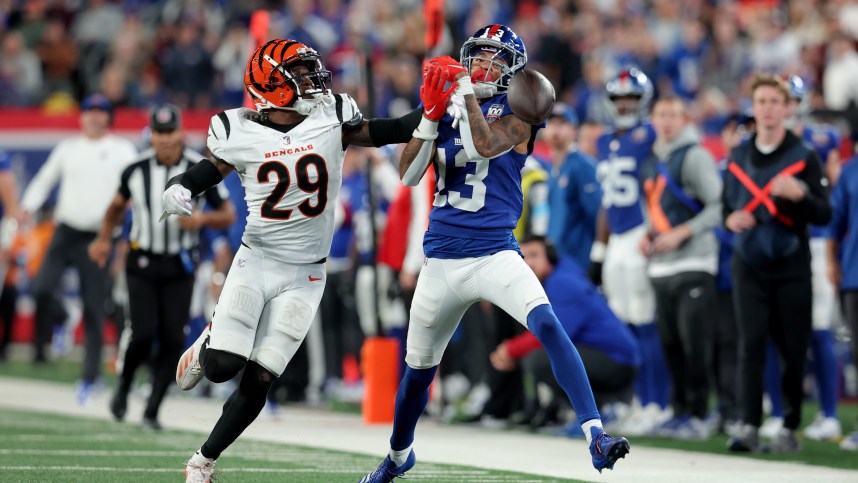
[244,39,332,111]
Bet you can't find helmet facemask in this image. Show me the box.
[607,95,646,130]
[460,29,527,99]
[604,68,653,130]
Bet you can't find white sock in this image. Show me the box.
[389,445,413,467]
[194,449,214,462]
[583,419,603,445]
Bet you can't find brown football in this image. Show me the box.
[507,69,556,124]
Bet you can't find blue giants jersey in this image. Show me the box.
[802,125,840,163]
[595,123,656,234]
[802,124,840,238]
[829,159,858,290]
[424,93,541,258]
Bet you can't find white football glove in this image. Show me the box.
[160,184,192,221]
[446,94,466,129]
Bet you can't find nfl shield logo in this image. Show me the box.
[282,135,291,146]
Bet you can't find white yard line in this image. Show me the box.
[1,377,857,483]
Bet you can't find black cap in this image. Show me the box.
[150,103,181,132]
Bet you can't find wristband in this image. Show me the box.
[590,241,607,263]
[412,116,439,141]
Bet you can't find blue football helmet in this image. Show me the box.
[782,74,809,116]
[460,24,527,97]
[605,67,653,130]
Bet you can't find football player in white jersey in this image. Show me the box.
[160,39,431,483]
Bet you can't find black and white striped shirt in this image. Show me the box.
[118,148,228,255]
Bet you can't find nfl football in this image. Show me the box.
[507,69,556,125]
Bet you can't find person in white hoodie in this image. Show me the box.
[19,94,137,403]
[638,97,722,439]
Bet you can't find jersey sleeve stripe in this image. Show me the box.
[208,120,219,140]
[217,112,231,140]
[335,94,344,124]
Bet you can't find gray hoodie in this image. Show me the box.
[646,125,722,278]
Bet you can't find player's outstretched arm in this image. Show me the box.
[397,64,455,186]
[341,107,422,149]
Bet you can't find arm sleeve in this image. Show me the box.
[21,140,65,212]
[683,146,723,235]
[165,158,224,197]
[202,181,229,209]
[367,108,423,147]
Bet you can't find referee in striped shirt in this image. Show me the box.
[89,104,235,430]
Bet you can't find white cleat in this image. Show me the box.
[176,324,210,390]
[840,431,858,450]
[803,414,842,441]
[185,450,216,483]
[759,416,783,440]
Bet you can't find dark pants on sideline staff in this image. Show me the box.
[732,256,812,431]
[651,271,716,419]
[714,290,739,424]
[118,249,194,421]
[32,224,110,381]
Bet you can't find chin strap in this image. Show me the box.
[255,92,334,115]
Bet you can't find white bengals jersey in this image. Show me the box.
[208,94,362,264]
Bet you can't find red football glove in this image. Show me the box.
[427,55,467,79]
[420,64,457,121]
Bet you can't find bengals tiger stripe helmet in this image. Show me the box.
[244,39,333,113]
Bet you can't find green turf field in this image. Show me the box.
[1,358,856,476]
[0,409,578,483]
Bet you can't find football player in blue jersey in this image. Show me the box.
[759,75,844,441]
[360,25,629,482]
[828,140,858,451]
[590,68,671,433]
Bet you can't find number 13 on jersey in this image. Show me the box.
[434,148,489,212]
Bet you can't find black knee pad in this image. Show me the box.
[202,349,246,383]
[238,361,276,399]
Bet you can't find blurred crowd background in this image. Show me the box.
[1,0,857,130]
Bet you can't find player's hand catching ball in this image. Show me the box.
[428,55,467,80]
[420,64,457,122]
